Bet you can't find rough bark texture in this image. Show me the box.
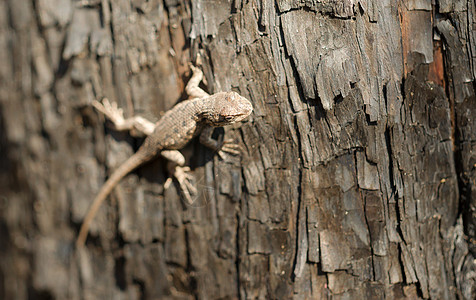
[1,0,476,299]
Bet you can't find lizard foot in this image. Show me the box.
[92,98,126,126]
[217,139,242,159]
[165,166,198,205]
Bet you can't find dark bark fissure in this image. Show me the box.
[438,19,476,256]
[384,126,401,240]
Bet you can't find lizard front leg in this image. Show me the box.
[93,98,156,136]
[186,66,210,99]
[199,126,241,159]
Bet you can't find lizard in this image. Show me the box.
[76,65,253,247]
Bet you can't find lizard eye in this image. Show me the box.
[218,115,234,123]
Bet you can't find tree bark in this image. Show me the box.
[1,0,475,299]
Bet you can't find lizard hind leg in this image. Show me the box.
[165,165,198,205]
[161,150,198,205]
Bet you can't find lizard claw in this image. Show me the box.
[93,98,126,125]
[217,139,241,159]
[189,64,200,74]
[189,55,207,86]
[196,54,203,66]
[166,166,198,205]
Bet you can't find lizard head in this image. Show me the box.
[202,91,253,126]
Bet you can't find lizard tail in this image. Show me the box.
[76,149,156,247]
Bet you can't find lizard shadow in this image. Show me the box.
[179,127,226,208]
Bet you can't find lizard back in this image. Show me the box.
[142,99,203,151]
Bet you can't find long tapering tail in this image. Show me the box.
[76,149,155,247]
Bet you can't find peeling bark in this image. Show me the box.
[1,0,476,299]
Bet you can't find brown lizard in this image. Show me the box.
[76,66,252,247]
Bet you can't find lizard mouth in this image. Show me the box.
[233,112,251,123]
[232,106,253,123]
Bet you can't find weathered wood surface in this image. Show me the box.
[1,0,475,299]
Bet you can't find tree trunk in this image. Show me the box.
[1,0,475,299]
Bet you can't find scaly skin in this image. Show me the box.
[76,69,252,247]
